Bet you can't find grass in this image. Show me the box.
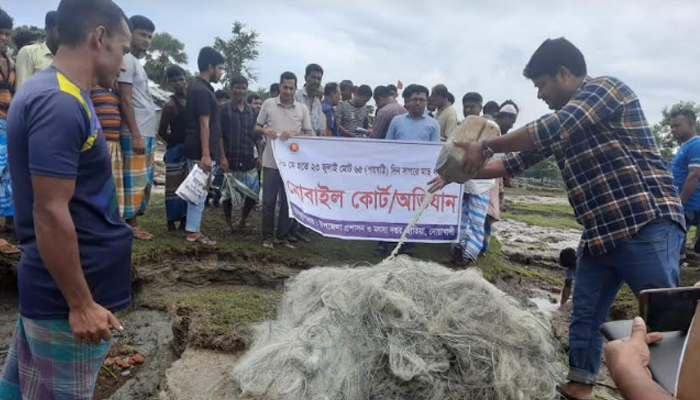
[172,287,281,353]
[610,267,700,320]
[509,202,575,216]
[504,185,567,198]
[132,192,456,268]
[502,212,582,231]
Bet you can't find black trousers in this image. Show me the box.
[262,167,291,241]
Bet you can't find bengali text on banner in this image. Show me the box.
[272,136,462,243]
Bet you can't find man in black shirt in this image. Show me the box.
[158,65,189,231]
[220,75,262,232]
[183,46,225,246]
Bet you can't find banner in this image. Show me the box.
[272,137,462,242]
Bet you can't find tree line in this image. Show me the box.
[8,21,696,173]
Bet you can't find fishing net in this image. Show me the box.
[233,257,564,400]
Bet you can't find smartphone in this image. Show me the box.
[639,287,700,332]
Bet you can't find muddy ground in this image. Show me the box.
[0,178,697,400]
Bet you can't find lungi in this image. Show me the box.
[458,193,490,262]
[0,317,110,400]
[164,144,187,221]
[107,140,124,218]
[121,136,155,219]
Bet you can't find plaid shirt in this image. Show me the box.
[220,101,260,171]
[371,100,407,139]
[504,76,684,256]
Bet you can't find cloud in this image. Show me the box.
[5,0,698,125]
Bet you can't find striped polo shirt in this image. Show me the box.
[90,87,121,141]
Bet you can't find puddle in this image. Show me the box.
[493,219,580,268]
[529,297,559,315]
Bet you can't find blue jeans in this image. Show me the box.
[568,218,684,384]
[185,159,217,233]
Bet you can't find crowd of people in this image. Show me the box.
[0,7,523,265]
[0,1,698,400]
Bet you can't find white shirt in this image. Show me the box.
[118,53,158,137]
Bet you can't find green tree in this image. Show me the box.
[520,156,562,181]
[10,25,45,55]
[214,21,260,87]
[247,87,269,101]
[652,101,700,162]
[144,32,188,89]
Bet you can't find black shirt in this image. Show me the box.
[220,101,259,171]
[185,77,221,160]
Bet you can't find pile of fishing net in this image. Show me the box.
[233,257,564,400]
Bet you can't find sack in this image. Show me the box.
[176,164,212,204]
[435,115,501,184]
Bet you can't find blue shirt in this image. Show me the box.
[322,100,338,137]
[672,136,700,212]
[7,67,133,319]
[385,112,440,142]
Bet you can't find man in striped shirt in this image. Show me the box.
[430,37,684,400]
[337,85,371,138]
[91,86,124,217]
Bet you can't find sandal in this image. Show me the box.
[0,239,20,255]
[132,226,153,241]
[262,241,274,249]
[187,233,217,246]
[275,240,296,250]
[556,386,590,400]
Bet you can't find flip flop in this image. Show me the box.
[187,233,217,246]
[556,386,591,400]
[0,239,20,255]
[132,226,154,241]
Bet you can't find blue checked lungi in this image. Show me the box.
[0,317,110,400]
[457,193,490,262]
[0,119,13,217]
[121,136,156,219]
[164,144,188,221]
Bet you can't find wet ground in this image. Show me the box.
[0,180,691,400]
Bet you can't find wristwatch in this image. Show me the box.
[481,140,494,160]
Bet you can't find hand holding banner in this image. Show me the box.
[272,137,462,242]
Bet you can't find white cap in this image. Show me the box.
[499,104,518,115]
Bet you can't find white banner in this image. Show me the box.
[272,136,462,242]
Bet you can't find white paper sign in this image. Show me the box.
[272,136,462,242]
[176,164,211,205]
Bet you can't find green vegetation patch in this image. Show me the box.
[509,202,575,216]
[502,212,582,231]
[172,287,282,353]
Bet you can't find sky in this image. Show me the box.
[5,0,700,125]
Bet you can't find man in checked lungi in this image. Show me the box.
[219,75,262,233]
[1,1,133,399]
[118,14,158,241]
[157,65,189,231]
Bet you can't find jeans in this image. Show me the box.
[262,167,291,241]
[568,218,684,384]
[185,159,217,233]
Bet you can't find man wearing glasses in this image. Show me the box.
[385,84,440,142]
